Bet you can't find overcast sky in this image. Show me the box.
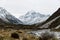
[0,0,60,18]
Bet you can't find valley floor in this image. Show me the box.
[0,29,59,40]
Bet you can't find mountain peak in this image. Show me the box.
[56,8,60,14]
[0,7,9,15]
[0,7,6,11]
[26,10,37,15]
[25,10,46,18]
[0,7,4,9]
[0,7,22,24]
[0,7,10,18]
[58,8,60,10]
[19,11,50,25]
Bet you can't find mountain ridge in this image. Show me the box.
[0,7,23,24]
[39,8,60,29]
[19,11,49,25]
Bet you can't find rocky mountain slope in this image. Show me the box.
[0,7,22,25]
[40,8,60,29]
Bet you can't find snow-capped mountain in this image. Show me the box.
[19,11,50,25]
[0,7,22,24]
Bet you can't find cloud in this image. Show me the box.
[0,0,60,18]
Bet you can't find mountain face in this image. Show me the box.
[19,11,49,25]
[42,8,60,25]
[0,7,22,24]
[48,8,60,29]
[40,8,60,29]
